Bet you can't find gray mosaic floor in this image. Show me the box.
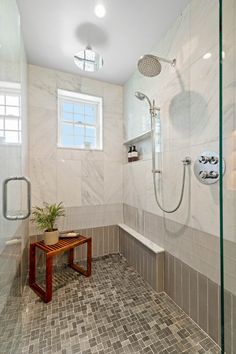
[2,255,221,354]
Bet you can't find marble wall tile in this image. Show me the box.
[28,106,57,159]
[189,0,218,63]
[81,160,104,205]
[56,159,82,207]
[28,65,57,110]
[123,0,235,249]
[28,64,123,211]
[104,161,123,204]
[30,157,57,206]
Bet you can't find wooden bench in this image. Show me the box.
[29,236,92,303]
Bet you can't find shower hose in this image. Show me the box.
[151,114,191,213]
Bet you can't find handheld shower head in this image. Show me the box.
[135,91,146,100]
[137,54,176,77]
[135,91,152,108]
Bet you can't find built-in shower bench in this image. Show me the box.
[118,223,164,292]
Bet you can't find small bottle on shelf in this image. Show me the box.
[128,146,132,162]
[131,145,139,162]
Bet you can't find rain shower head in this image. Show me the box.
[137,54,176,77]
[135,91,152,108]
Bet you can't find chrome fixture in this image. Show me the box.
[3,176,31,220]
[135,91,191,213]
[135,91,160,117]
[137,54,176,77]
[74,46,104,72]
[194,151,225,185]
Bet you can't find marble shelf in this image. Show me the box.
[123,130,151,146]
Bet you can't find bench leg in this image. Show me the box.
[29,246,53,303]
[29,243,36,285]
[68,239,92,277]
[45,255,53,302]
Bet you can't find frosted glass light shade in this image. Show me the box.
[74,46,103,72]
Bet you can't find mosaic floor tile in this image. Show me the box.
[1,255,220,353]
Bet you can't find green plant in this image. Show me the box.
[31,202,65,232]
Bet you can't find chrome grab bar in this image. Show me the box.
[3,176,31,220]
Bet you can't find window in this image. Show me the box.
[57,89,103,150]
[0,82,21,144]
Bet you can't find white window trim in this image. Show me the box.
[0,81,21,146]
[57,89,103,151]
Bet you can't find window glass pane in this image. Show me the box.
[86,126,96,138]
[6,106,19,116]
[85,104,96,116]
[0,106,5,115]
[0,130,4,137]
[61,123,74,136]
[74,135,84,147]
[61,134,73,147]
[5,131,19,143]
[74,114,84,123]
[84,136,96,148]
[62,112,73,122]
[0,119,3,129]
[74,103,84,114]
[62,102,73,113]
[6,95,19,106]
[74,125,84,136]
[58,91,102,150]
[84,114,95,125]
[0,96,4,105]
[5,118,18,130]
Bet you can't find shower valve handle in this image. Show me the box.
[199,155,210,164]
[199,171,219,179]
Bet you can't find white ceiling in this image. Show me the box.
[17,0,190,85]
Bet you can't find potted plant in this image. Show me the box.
[31,202,65,245]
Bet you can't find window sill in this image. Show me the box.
[57,145,103,152]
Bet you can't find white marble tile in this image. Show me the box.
[103,118,123,161]
[56,69,82,92]
[189,46,219,146]
[28,65,57,110]
[81,160,104,205]
[28,65,123,212]
[29,106,57,159]
[104,161,123,204]
[30,157,57,206]
[189,0,218,63]
[123,0,235,243]
[56,159,82,207]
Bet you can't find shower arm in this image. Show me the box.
[157,57,176,67]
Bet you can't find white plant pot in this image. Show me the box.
[44,230,59,245]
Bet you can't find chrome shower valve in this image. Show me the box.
[194,151,225,185]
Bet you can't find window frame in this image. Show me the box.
[0,81,21,146]
[57,89,103,151]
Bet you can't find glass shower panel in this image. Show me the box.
[0,0,28,352]
[222,0,236,353]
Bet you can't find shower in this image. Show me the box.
[135,90,191,213]
[137,54,176,77]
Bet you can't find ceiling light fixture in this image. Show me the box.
[74,46,104,72]
[94,4,106,18]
